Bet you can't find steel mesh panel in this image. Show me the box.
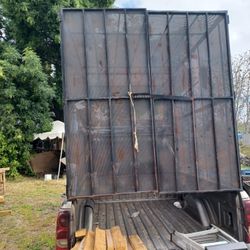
[150,33,170,95]
[113,100,134,192]
[155,101,176,191]
[135,100,154,191]
[127,34,149,93]
[148,14,168,34]
[85,34,108,97]
[214,100,238,189]
[61,9,240,198]
[169,14,190,97]
[66,101,91,196]
[126,13,145,33]
[85,11,104,33]
[189,14,210,97]
[208,15,231,97]
[90,101,113,194]
[114,134,135,192]
[107,34,127,74]
[175,102,196,191]
[194,100,217,190]
[107,34,128,96]
[92,133,113,194]
[106,11,125,33]
[63,11,86,99]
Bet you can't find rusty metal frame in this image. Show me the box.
[82,9,95,194]
[124,9,139,191]
[61,9,241,199]
[144,10,159,191]
[186,12,200,190]
[103,9,117,193]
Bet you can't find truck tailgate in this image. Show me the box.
[92,198,202,249]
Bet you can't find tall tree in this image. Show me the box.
[0,43,54,177]
[232,51,250,132]
[1,0,115,119]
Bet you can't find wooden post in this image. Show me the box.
[0,168,9,195]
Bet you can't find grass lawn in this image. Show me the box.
[0,176,65,250]
[240,144,250,158]
[240,145,250,170]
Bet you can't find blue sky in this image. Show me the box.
[115,0,250,57]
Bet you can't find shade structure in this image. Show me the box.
[34,120,65,140]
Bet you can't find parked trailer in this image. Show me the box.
[57,8,250,249]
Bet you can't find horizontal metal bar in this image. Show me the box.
[67,188,241,201]
[148,10,228,15]
[68,190,158,201]
[83,32,210,35]
[62,8,228,15]
[62,8,146,12]
[66,96,234,102]
[95,197,168,204]
[83,32,146,35]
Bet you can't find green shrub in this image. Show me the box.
[0,44,54,177]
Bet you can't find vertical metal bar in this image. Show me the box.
[217,24,226,95]
[224,14,241,188]
[206,13,220,189]
[144,10,159,192]
[124,9,139,191]
[167,13,178,191]
[82,10,94,194]
[60,10,71,197]
[186,13,199,190]
[103,10,117,193]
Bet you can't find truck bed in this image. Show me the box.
[92,198,203,249]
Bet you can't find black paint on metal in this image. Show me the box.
[166,13,178,191]
[82,10,94,194]
[124,9,139,191]
[224,14,241,189]
[66,96,234,102]
[205,13,220,189]
[144,10,159,191]
[61,9,241,198]
[186,13,199,190]
[103,10,117,193]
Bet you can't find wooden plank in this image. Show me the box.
[127,239,133,250]
[0,196,4,204]
[71,242,81,250]
[83,231,95,250]
[0,210,11,217]
[111,226,128,250]
[106,229,114,250]
[0,167,10,173]
[94,227,106,250]
[129,235,147,250]
[75,228,87,239]
[123,236,128,250]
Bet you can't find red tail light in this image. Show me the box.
[56,210,70,250]
[243,198,250,243]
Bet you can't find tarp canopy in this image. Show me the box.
[34,120,65,140]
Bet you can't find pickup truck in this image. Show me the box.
[57,8,250,249]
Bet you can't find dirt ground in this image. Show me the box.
[0,177,65,250]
